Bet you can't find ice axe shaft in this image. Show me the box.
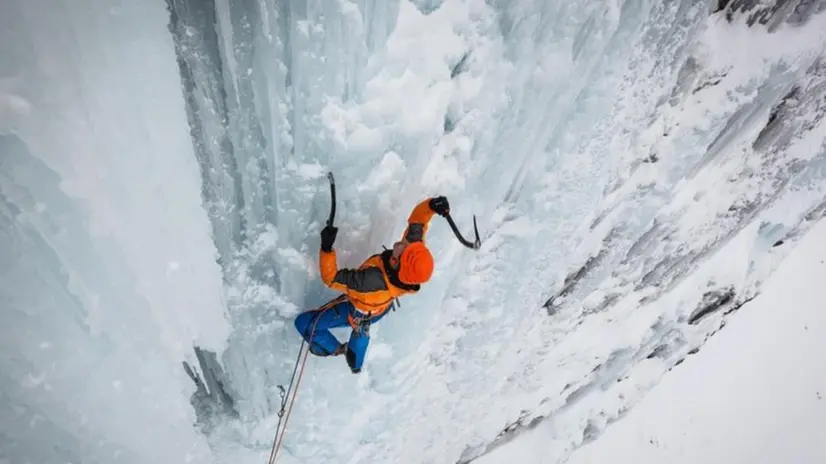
[326,172,336,227]
[445,213,481,250]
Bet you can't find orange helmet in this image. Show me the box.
[398,242,434,284]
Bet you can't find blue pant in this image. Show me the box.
[294,296,389,372]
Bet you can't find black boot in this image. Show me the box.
[345,348,361,374]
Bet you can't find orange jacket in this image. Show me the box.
[319,199,435,322]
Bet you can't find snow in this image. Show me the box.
[480,217,826,464]
[4,0,826,464]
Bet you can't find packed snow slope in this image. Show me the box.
[2,0,826,463]
[479,217,826,464]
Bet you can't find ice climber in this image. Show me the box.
[294,196,451,373]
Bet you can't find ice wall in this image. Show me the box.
[0,1,230,463]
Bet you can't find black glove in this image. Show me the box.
[429,196,450,217]
[320,225,338,252]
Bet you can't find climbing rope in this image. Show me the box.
[268,340,305,463]
[267,344,310,463]
[267,304,332,464]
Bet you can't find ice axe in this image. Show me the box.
[445,212,481,250]
[326,172,336,227]
[328,172,479,249]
